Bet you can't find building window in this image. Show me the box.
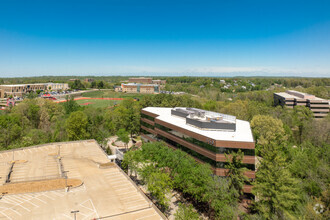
[157,134,255,171]
[155,123,255,156]
[141,113,155,121]
[141,120,154,129]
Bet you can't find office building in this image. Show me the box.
[0,83,70,98]
[0,84,46,98]
[45,83,69,91]
[121,83,159,94]
[140,107,255,193]
[128,77,153,84]
[274,90,329,118]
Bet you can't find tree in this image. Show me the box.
[65,111,89,140]
[253,140,301,219]
[292,106,313,144]
[39,108,51,133]
[116,128,129,151]
[222,100,249,120]
[225,150,249,195]
[251,115,286,155]
[91,81,97,88]
[114,98,140,137]
[174,203,200,220]
[63,95,80,114]
[69,79,85,90]
[204,176,239,219]
[0,114,22,149]
[146,170,173,211]
[97,81,104,89]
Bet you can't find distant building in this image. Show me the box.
[128,77,166,86]
[114,86,122,92]
[0,83,69,98]
[84,78,94,83]
[128,77,153,84]
[46,83,69,91]
[140,107,255,193]
[121,83,159,94]
[0,84,46,98]
[274,90,329,118]
[151,79,166,85]
[220,80,226,84]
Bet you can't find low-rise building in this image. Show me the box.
[140,107,255,193]
[121,83,159,94]
[128,77,166,86]
[151,79,166,85]
[45,83,69,91]
[0,83,69,98]
[128,77,153,84]
[0,84,46,98]
[274,90,329,118]
[84,78,94,83]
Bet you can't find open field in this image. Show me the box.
[75,98,119,108]
[0,140,165,220]
[82,89,152,99]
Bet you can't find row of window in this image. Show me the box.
[141,113,155,121]
[156,133,255,171]
[155,123,255,156]
[140,120,154,129]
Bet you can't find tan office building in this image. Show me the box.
[46,83,69,91]
[121,83,159,94]
[274,90,329,118]
[128,77,153,84]
[0,84,46,98]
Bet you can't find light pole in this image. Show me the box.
[71,210,79,220]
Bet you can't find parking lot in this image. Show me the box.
[0,140,164,220]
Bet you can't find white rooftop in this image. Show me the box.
[143,107,254,143]
[275,90,326,101]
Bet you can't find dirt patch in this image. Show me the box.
[0,178,83,195]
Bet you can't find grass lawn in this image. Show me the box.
[76,98,119,108]
[82,89,152,99]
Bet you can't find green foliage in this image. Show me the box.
[63,95,81,114]
[253,140,302,219]
[122,142,240,218]
[97,80,104,89]
[69,79,85,90]
[116,128,129,150]
[65,111,89,140]
[146,170,173,210]
[251,115,286,155]
[225,150,249,194]
[288,141,330,198]
[292,106,313,144]
[0,114,22,149]
[175,203,200,220]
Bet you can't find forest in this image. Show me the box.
[0,76,329,219]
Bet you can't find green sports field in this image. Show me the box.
[82,90,152,99]
[75,98,119,108]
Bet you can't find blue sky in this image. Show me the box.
[0,0,330,77]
